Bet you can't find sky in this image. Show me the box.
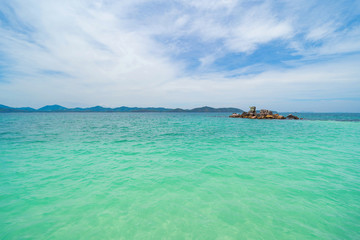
[0,0,360,112]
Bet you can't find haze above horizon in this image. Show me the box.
[1,0,360,112]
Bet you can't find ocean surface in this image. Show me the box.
[1,112,359,239]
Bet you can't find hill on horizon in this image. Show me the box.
[0,104,244,113]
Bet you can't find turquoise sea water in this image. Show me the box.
[1,112,360,239]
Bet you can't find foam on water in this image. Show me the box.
[1,113,360,239]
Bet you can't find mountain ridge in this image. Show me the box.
[0,104,244,113]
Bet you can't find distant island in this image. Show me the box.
[0,104,244,113]
[230,106,300,120]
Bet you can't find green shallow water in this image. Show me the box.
[1,113,359,239]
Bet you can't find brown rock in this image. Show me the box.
[230,107,301,120]
[241,112,248,118]
[260,109,273,116]
[249,106,256,114]
[229,113,241,118]
[286,114,299,120]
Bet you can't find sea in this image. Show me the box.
[1,112,359,239]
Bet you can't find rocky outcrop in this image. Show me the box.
[286,114,299,120]
[249,106,256,115]
[230,107,299,120]
[260,109,273,116]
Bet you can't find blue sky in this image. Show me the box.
[0,0,360,112]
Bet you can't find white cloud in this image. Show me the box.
[316,26,360,55]
[0,0,359,111]
[0,0,180,97]
[152,54,360,111]
[226,16,293,53]
[179,0,238,11]
[306,24,337,41]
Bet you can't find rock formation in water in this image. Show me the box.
[285,114,299,120]
[230,107,300,120]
